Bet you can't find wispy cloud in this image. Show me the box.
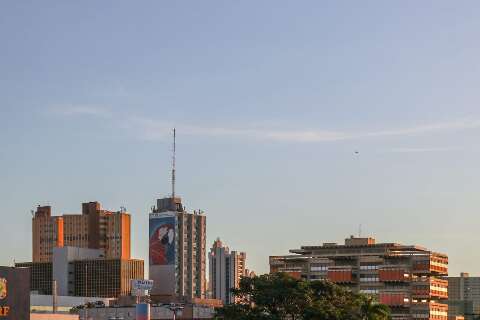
[129,117,480,143]
[49,106,480,143]
[364,119,480,138]
[49,105,112,118]
[127,117,349,142]
[386,147,462,153]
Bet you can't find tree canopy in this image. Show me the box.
[215,273,390,320]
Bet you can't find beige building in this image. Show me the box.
[32,202,131,262]
[270,236,449,320]
[149,197,207,300]
[208,238,247,304]
[448,272,480,320]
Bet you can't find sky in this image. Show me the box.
[1,1,480,276]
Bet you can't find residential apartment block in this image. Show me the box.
[149,196,207,300]
[32,201,131,262]
[448,272,480,320]
[208,238,247,304]
[270,236,449,320]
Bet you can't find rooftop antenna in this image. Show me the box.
[172,128,176,199]
[358,224,362,237]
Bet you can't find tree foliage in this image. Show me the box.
[215,273,390,320]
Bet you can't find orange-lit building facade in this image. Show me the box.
[32,202,131,262]
[269,236,448,320]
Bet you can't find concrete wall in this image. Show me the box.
[31,314,79,320]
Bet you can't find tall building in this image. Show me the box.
[149,196,207,299]
[73,258,144,298]
[448,273,480,320]
[16,247,144,298]
[32,201,131,262]
[149,129,207,300]
[270,236,449,320]
[208,238,247,304]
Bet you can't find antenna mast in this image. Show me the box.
[172,128,176,198]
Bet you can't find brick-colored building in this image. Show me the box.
[270,236,448,320]
[32,202,130,262]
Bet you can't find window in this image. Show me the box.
[360,289,379,294]
[359,275,379,282]
[310,265,328,272]
[360,265,379,270]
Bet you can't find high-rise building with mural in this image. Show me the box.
[149,197,206,300]
[149,129,207,300]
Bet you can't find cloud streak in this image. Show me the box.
[385,147,462,153]
[130,117,480,143]
[49,105,480,143]
[364,119,480,138]
[49,105,112,118]
[128,117,349,142]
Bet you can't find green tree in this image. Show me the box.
[215,273,390,320]
[303,280,364,320]
[359,296,390,320]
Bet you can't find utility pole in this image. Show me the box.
[165,303,183,320]
[172,128,176,199]
[84,264,88,320]
[52,280,57,313]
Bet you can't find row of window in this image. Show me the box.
[360,289,379,294]
[360,265,379,270]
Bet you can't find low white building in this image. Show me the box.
[78,304,215,320]
[31,294,112,313]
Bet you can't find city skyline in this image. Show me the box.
[2,1,480,276]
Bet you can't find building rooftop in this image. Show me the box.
[288,236,447,259]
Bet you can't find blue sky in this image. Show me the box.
[1,1,480,275]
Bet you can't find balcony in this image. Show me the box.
[412,256,448,276]
[410,302,448,320]
[411,278,448,300]
[327,267,355,283]
[378,268,410,282]
[379,292,410,307]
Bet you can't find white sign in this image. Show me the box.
[132,279,154,291]
[149,211,176,219]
